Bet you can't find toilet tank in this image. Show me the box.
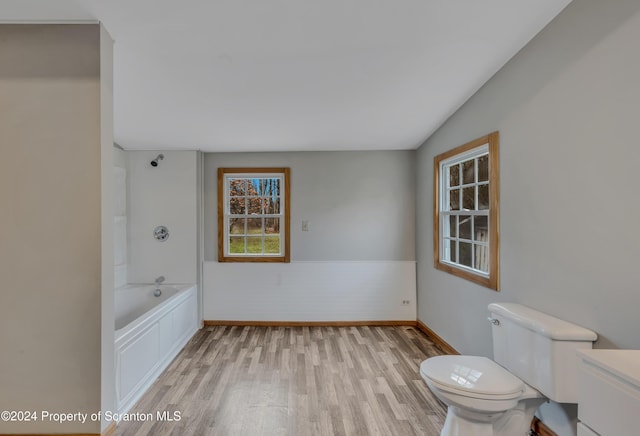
[489,303,597,403]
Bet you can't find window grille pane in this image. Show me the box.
[263,197,280,214]
[247,218,262,234]
[459,215,472,240]
[262,178,280,196]
[478,184,489,210]
[229,218,245,235]
[462,160,474,184]
[229,179,245,196]
[247,237,263,253]
[462,187,475,210]
[448,239,457,263]
[449,215,457,238]
[450,189,460,210]
[246,178,260,196]
[474,216,488,242]
[251,179,261,195]
[247,197,262,214]
[265,236,280,254]
[448,241,458,262]
[229,236,244,253]
[459,242,473,268]
[475,244,489,273]
[478,155,489,182]
[449,165,460,187]
[265,218,280,234]
[230,197,245,214]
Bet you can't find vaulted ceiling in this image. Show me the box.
[1,0,571,151]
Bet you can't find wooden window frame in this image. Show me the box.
[218,167,291,263]
[434,132,500,291]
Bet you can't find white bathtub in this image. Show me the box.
[114,284,198,415]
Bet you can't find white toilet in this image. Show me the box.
[420,303,597,436]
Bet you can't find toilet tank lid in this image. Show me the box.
[488,303,597,341]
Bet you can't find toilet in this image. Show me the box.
[420,303,597,436]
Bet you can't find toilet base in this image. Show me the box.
[441,407,495,436]
[440,397,546,436]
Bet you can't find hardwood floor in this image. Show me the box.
[117,326,447,436]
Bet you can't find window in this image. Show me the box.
[218,168,290,262]
[434,132,499,290]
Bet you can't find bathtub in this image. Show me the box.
[115,284,198,415]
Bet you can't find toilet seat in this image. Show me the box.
[420,355,525,400]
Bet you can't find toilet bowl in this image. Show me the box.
[420,355,545,436]
[420,303,597,436]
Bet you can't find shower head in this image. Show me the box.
[150,154,164,167]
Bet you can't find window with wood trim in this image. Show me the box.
[218,168,290,262]
[434,132,499,290]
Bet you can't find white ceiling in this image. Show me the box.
[2,0,571,152]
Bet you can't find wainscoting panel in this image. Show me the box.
[203,261,416,321]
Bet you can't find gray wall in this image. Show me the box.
[204,151,416,261]
[0,25,104,434]
[415,0,640,434]
[101,25,116,433]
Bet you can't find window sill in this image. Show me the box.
[219,256,290,263]
[434,260,498,291]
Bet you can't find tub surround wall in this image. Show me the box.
[127,151,198,284]
[203,151,416,322]
[0,24,113,434]
[415,0,640,434]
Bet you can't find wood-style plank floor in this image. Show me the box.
[116,326,446,436]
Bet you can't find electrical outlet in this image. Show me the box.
[402,300,411,305]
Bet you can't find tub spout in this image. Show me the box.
[155,276,165,285]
